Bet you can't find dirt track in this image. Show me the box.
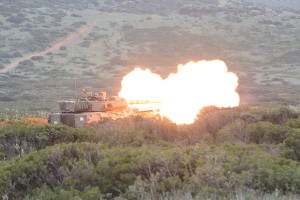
[0,23,95,73]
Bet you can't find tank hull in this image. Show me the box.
[49,110,132,128]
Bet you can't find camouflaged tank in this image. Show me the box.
[48,89,160,127]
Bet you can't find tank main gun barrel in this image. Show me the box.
[127,100,161,104]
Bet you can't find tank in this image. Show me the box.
[48,89,160,127]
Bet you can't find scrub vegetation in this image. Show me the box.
[1,106,300,199]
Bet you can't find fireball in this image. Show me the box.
[119,60,240,124]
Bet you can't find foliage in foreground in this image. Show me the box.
[1,142,300,199]
[0,106,300,199]
[1,106,299,161]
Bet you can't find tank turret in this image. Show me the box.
[48,89,160,128]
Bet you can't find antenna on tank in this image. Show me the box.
[74,75,77,99]
[72,45,78,99]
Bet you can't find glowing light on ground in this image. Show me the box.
[119,60,240,124]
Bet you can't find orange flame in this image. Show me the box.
[119,60,240,124]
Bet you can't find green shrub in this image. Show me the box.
[217,119,248,144]
[246,121,290,144]
[285,117,300,129]
[0,117,181,160]
[195,106,241,138]
[0,124,94,159]
[0,143,185,199]
[25,186,103,200]
[0,144,4,159]
[189,144,300,195]
[1,107,297,161]
[1,143,300,199]
[262,107,298,124]
[283,129,300,161]
[217,120,291,144]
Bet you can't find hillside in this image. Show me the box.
[245,0,300,9]
[0,0,299,117]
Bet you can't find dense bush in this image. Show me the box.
[283,129,300,161]
[261,107,299,124]
[195,106,241,138]
[285,117,300,129]
[218,120,291,144]
[246,121,290,144]
[0,124,93,159]
[0,106,300,199]
[216,120,249,144]
[196,106,299,142]
[1,107,299,160]
[1,143,299,199]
